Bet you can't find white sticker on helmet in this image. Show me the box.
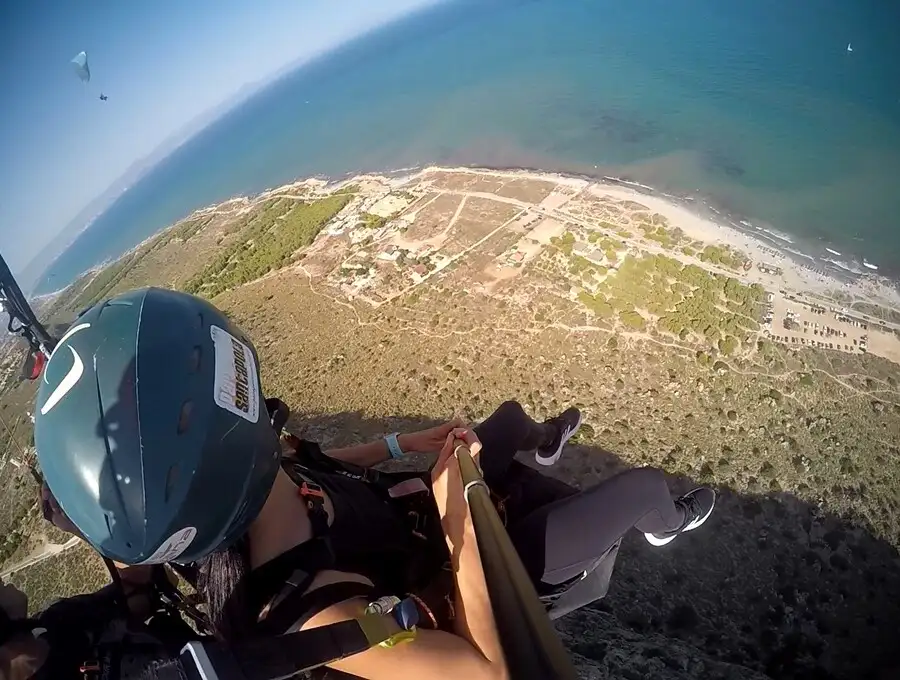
[138,527,197,565]
[210,325,260,424]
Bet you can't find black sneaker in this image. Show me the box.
[644,487,716,547]
[535,407,582,467]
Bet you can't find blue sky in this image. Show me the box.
[0,0,437,273]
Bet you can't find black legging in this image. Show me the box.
[473,401,686,590]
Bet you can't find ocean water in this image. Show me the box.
[35,0,900,293]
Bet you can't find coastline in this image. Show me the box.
[411,165,900,309]
[37,164,900,314]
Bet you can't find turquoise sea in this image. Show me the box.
[34,0,900,293]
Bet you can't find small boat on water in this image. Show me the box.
[863,259,878,271]
[847,43,853,52]
[825,248,842,256]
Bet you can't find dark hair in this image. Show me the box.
[196,536,253,641]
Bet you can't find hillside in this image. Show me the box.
[3,167,900,680]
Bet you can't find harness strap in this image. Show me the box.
[284,435,382,485]
[250,539,336,622]
[298,481,329,538]
[260,581,377,636]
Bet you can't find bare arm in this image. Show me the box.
[432,429,505,672]
[324,420,462,468]
[304,429,507,680]
[324,434,411,468]
[445,508,504,668]
[304,593,506,680]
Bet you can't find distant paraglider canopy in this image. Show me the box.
[71,51,91,83]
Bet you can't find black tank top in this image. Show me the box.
[303,467,419,594]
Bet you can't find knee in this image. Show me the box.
[483,400,526,423]
[496,400,524,415]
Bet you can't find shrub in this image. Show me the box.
[667,603,700,632]
[719,335,739,356]
[578,292,614,318]
[619,309,646,330]
[759,461,776,478]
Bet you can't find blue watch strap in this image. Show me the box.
[385,433,403,460]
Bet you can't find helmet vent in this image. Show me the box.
[165,464,180,503]
[189,346,202,373]
[177,401,193,435]
[195,313,204,329]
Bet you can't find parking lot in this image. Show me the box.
[765,295,871,353]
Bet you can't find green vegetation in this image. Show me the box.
[587,233,625,254]
[578,291,614,318]
[356,212,388,231]
[550,231,577,256]
[719,335,739,355]
[7,543,109,615]
[574,252,764,342]
[183,195,350,298]
[619,309,647,330]
[11,170,900,680]
[697,244,749,271]
[70,258,136,310]
[569,254,606,279]
[0,516,26,564]
[66,217,212,311]
[635,214,687,250]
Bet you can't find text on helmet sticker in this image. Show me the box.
[137,527,197,565]
[210,325,260,424]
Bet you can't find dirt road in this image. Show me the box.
[0,536,80,578]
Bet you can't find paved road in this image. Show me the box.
[0,536,81,578]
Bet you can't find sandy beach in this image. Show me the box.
[418,165,900,323]
[42,164,900,364]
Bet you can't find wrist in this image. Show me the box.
[385,433,405,459]
[397,433,415,455]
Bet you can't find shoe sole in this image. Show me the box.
[681,488,716,533]
[643,531,677,547]
[644,488,716,547]
[535,411,582,467]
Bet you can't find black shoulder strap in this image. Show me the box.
[284,436,381,485]
[258,581,376,636]
[250,539,335,616]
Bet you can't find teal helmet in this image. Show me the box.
[33,288,281,565]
